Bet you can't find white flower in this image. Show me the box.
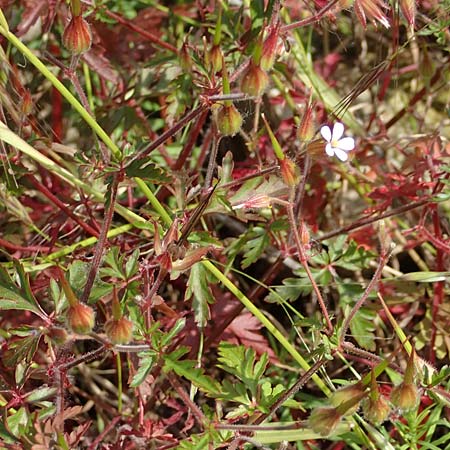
[320,122,355,162]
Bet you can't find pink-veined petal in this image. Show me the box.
[332,122,344,141]
[337,137,355,151]
[334,148,349,161]
[325,143,335,156]
[320,125,332,142]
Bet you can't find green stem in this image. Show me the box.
[202,260,330,395]
[134,177,172,226]
[0,25,122,160]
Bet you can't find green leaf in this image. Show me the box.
[397,272,450,283]
[241,228,269,269]
[26,386,57,403]
[159,318,186,348]
[0,262,47,319]
[6,407,29,438]
[349,307,377,351]
[163,357,220,395]
[125,157,171,183]
[125,249,140,278]
[185,262,214,327]
[130,350,157,388]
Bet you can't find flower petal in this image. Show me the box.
[325,143,335,156]
[334,148,349,161]
[337,137,355,151]
[320,125,332,142]
[332,122,344,141]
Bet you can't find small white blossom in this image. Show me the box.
[320,122,355,162]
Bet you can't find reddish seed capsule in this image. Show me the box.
[67,302,95,334]
[105,316,133,345]
[216,104,243,136]
[63,15,92,54]
[240,63,269,97]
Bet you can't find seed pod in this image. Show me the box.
[308,406,342,437]
[216,104,243,136]
[67,302,95,334]
[105,316,133,345]
[240,63,269,97]
[63,15,92,54]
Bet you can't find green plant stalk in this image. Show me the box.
[261,114,285,160]
[0,121,146,226]
[116,353,123,413]
[134,177,172,226]
[202,260,330,395]
[0,22,122,160]
[82,62,95,113]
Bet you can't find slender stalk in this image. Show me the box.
[286,194,333,335]
[80,173,120,304]
[340,249,392,344]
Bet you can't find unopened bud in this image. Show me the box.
[305,139,326,158]
[67,302,95,334]
[216,104,243,136]
[105,316,133,344]
[399,0,415,27]
[298,102,315,142]
[330,382,367,416]
[179,41,192,73]
[240,63,269,97]
[47,327,69,345]
[391,382,419,411]
[209,45,223,73]
[362,394,391,424]
[280,157,300,187]
[260,26,279,71]
[63,15,92,54]
[21,89,33,116]
[308,406,342,437]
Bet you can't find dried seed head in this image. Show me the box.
[399,0,415,27]
[105,316,133,345]
[297,102,315,142]
[216,104,243,136]
[240,63,269,97]
[67,302,95,334]
[63,15,92,54]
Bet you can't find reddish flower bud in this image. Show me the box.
[179,41,192,73]
[280,157,300,187]
[216,104,243,136]
[354,0,390,29]
[46,327,69,345]
[260,26,280,71]
[308,406,342,437]
[63,15,92,54]
[105,316,133,345]
[240,63,269,97]
[298,102,315,142]
[399,0,415,27]
[391,382,419,412]
[67,302,95,334]
[209,45,223,73]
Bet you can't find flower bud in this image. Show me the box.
[305,139,326,159]
[47,327,69,345]
[399,0,415,27]
[105,316,133,345]
[280,157,300,187]
[179,41,192,73]
[330,382,367,416]
[216,104,243,136]
[240,63,269,97]
[63,15,92,54]
[390,382,419,412]
[260,26,279,71]
[362,394,391,424]
[67,302,95,334]
[209,45,223,73]
[308,406,342,437]
[298,102,315,142]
